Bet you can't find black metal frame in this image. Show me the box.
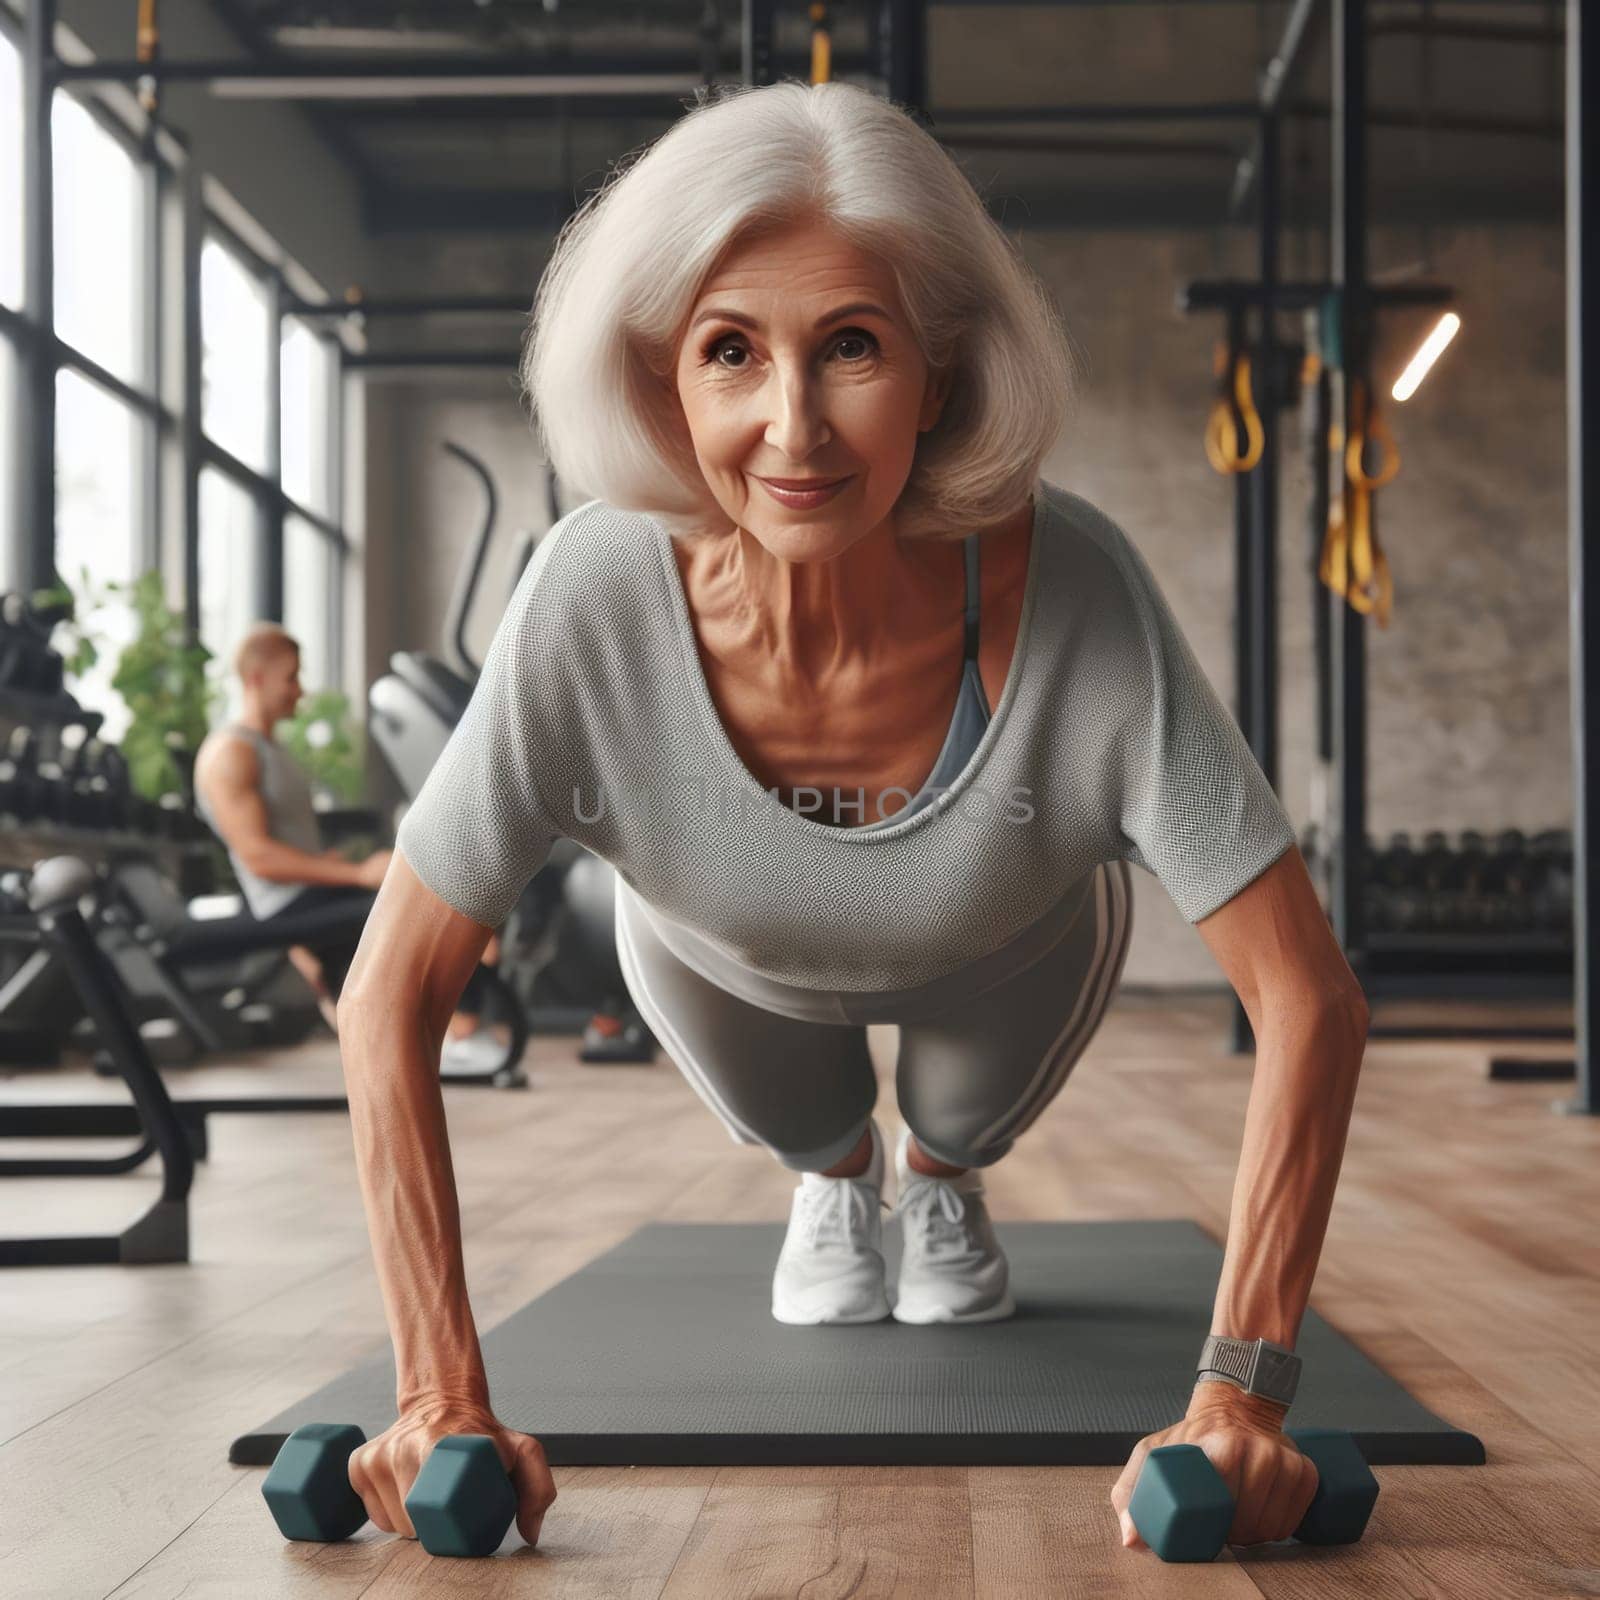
[30,1,1566,236]
[0,889,193,1267]
[194,212,347,680]
[2,1096,347,1164]
[6,1,169,596]
[1552,0,1596,1112]
[1175,0,1582,1088]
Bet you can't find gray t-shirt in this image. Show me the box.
[396,478,1295,993]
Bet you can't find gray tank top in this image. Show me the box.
[194,724,324,919]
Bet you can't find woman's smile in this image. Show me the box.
[753,473,854,509]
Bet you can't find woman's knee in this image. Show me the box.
[904,1121,1014,1171]
[764,1111,876,1174]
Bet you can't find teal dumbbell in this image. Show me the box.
[1128,1426,1379,1563]
[262,1422,518,1559]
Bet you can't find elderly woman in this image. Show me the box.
[337,81,1368,1556]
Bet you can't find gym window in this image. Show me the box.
[0,7,352,715]
[198,465,263,703]
[197,223,347,703]
[281,319,336,520]
[0,21,18,585]
[48,85,159,741]
[55,366,146,739]
[284,514,335,696]
[201,235,272,476]
[280,318,345,696]
[53,92,146,389]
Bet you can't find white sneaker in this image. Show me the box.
[439,1031,509,1079]
[771,1118,892,1325]
[891,1126,1016,1324]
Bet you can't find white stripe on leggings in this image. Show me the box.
[969,860,1133,1151]
[618,862,1131,1158]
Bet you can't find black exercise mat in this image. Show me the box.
[232,1220,1484,1468]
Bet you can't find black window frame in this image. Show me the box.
[199,210,348,693]
[0,0,351,702]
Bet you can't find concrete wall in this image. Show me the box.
[1040,220,1568,982]
[361,216,1568,989]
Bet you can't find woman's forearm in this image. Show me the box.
[338,996,490,1412]
[1206,999,1367,1358]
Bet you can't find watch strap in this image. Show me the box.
[1197,1334,1301,1408]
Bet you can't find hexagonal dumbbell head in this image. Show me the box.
[1127,1442,1235,1563]
[262,1423,369,1543]
[1286,1427,1381,1545]
[403,1435,518,1559]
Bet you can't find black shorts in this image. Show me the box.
[260,885,379,1000]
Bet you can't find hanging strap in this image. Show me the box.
[1319,375,1399,627]
[1203,340,1265,476]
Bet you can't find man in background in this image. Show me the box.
[194,622,500,1061]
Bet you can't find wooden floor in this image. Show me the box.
[3,991,1597,1599]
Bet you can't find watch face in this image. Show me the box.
[1254,1345,1301,1404]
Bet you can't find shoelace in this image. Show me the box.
[897,1176,975,1260]
[797,1175,886,1249]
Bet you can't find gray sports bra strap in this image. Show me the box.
[962,536,981,662]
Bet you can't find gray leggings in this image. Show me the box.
[614,860,1134,1173]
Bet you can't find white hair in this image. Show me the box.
[523,79,1079,542]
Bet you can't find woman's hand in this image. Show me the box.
[1109,1385,1319,1552]
[347,1396,557,1549]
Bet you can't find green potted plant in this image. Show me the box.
[275,689,365,807]
[37,567,216,806]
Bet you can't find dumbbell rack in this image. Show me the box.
[0,679,212,1067]
[1302,825,1576,1055]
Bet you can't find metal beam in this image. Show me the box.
[54,52,731,84]
[342,351,521,370]
[284,294,531,319]
[1291,99,1562,144]
[1231,0,1325,216]
[935,101,1262,125]
[1558,0,1598,1115]
[1180,280,1457,312]
[1369,17,1563,46]
[16,0,56,594]
[359,180,1564,236]
[56,46,906,98]
[325,95,1567,148]
[742,0,775,87]
[263,274,285,627]
[207,0,425,228]
[881,0,928,119]
[1330,0,1370,967]
[1252,105,1283,819]
[941,132,1238,159]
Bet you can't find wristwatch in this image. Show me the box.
[1196,1335,1301,1410]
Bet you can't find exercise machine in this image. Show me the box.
[0,857,194,1266]
[368,444,655,1065]
[3,855,525,1120]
